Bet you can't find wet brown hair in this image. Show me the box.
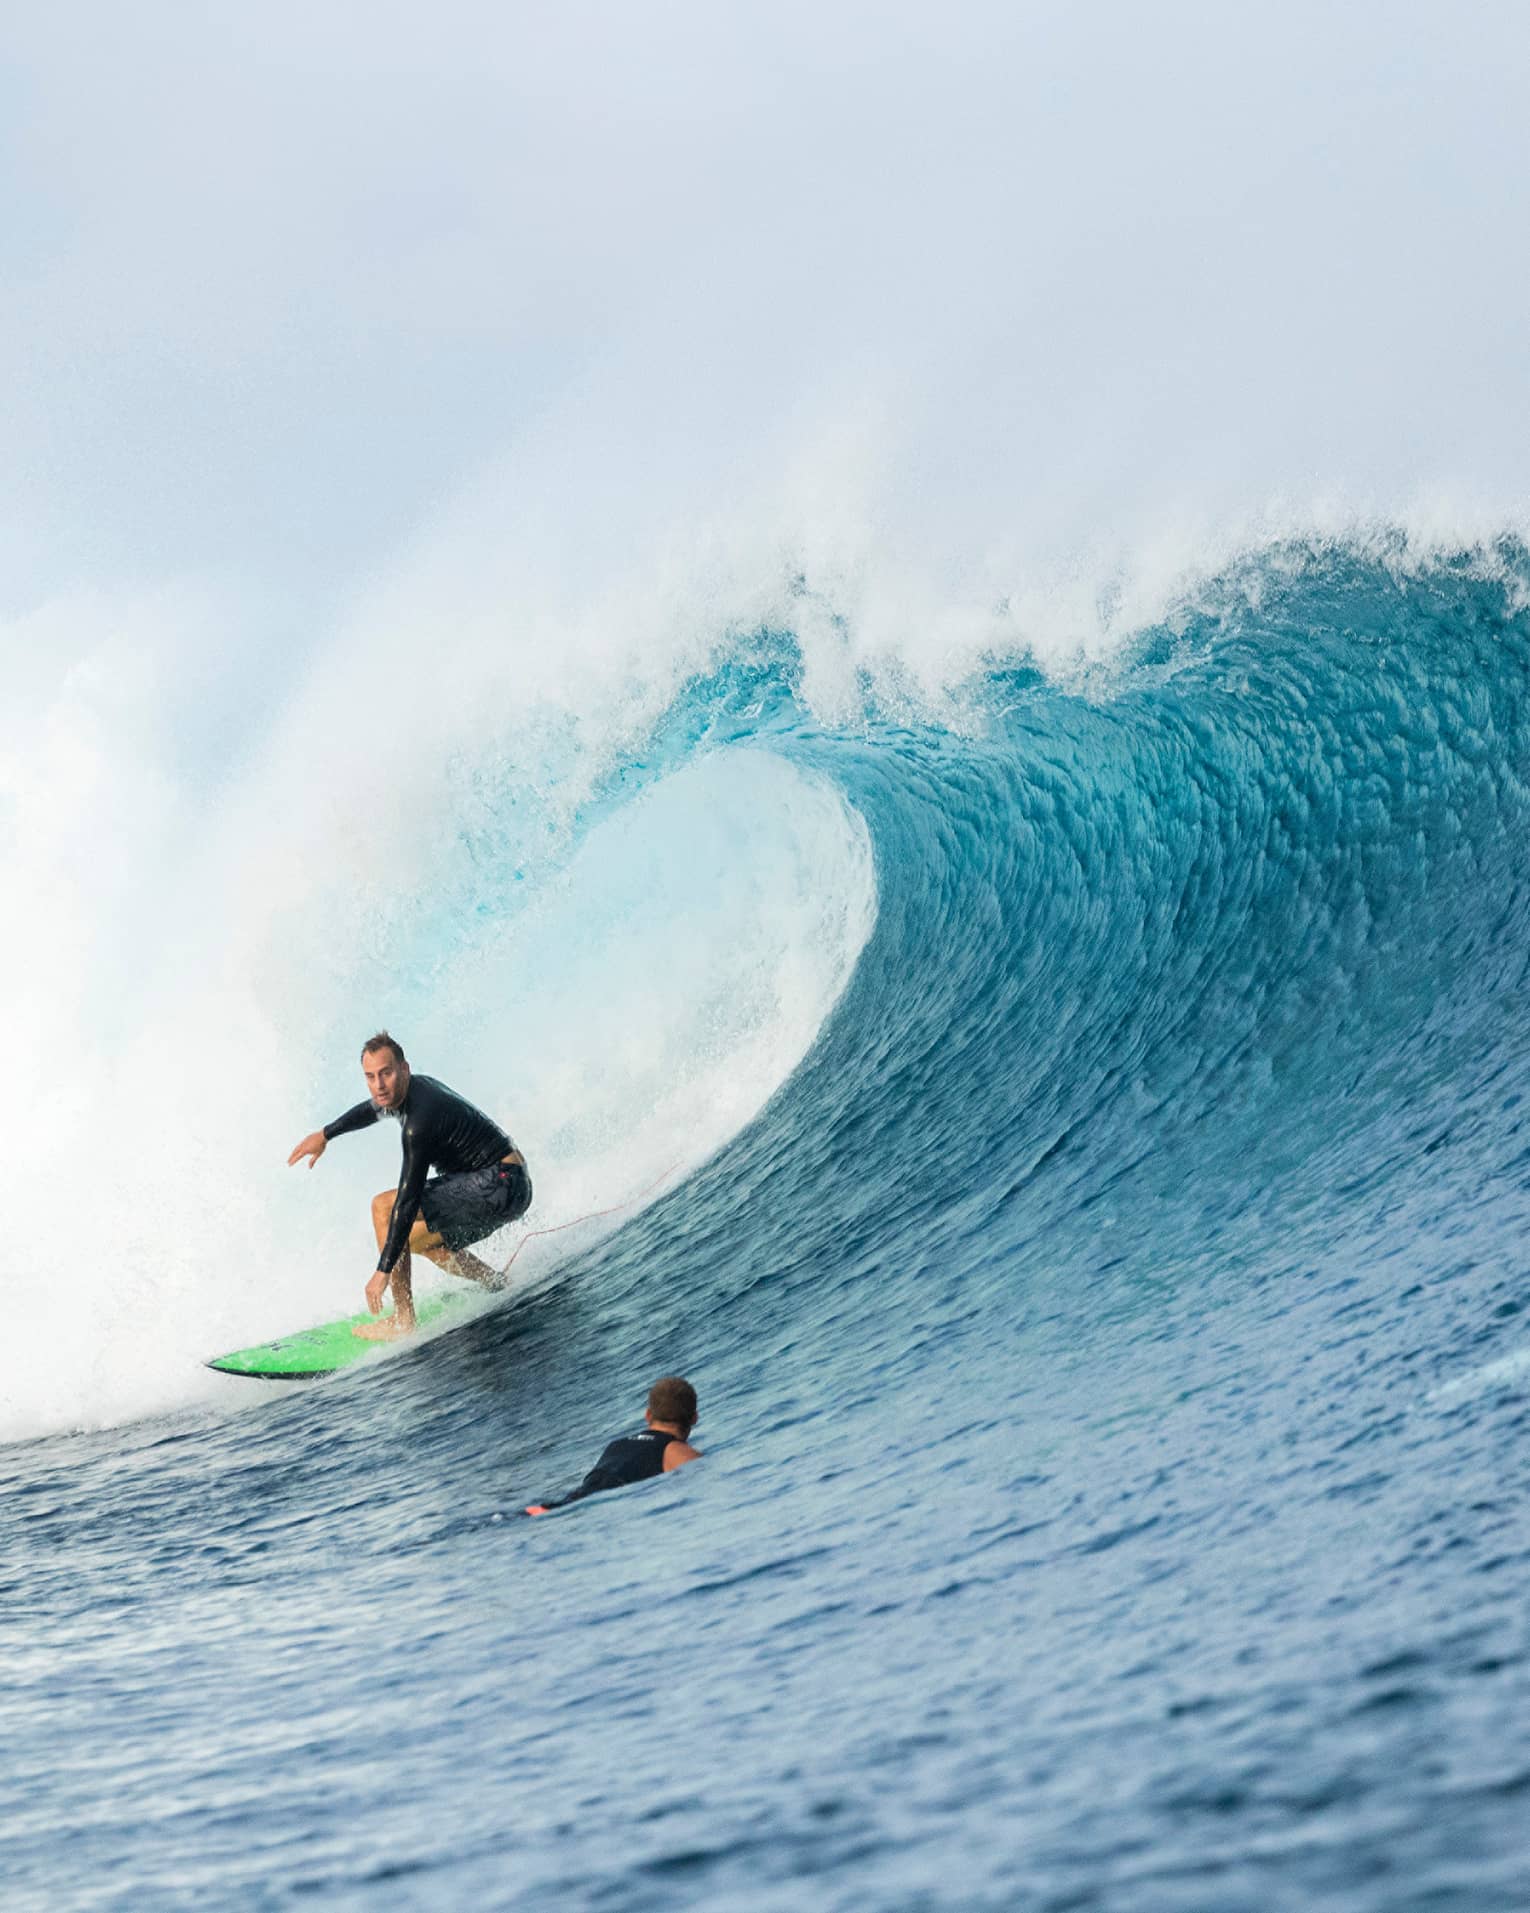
[647,1376,697,1437]
[360,1031,407,1067]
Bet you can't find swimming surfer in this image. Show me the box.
[287,1032,532,1340]
[524,1377,701,1514]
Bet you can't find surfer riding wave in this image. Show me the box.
[287,1032,532,1339]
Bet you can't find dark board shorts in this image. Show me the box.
[421,1158,532,1252]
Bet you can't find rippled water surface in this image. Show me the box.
[6,549,1530,1910]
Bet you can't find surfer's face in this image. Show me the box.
[362,1049,409,1110]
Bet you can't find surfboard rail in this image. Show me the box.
[206,1289,487,1379]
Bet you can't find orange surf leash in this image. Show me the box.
[497,1159,682,1281]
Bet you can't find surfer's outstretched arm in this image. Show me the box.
[288,1100,377,1168]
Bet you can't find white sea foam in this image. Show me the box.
[0,656,874,1439]
[1427,1344,1530,1407]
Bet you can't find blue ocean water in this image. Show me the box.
[5,540,1530,1909]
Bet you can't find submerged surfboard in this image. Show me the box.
[206,1289,487,1379]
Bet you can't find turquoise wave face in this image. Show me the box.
[8,540,1530,1907]
[609,542,1530,1382]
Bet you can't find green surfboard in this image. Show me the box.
[206,1289,489,1379]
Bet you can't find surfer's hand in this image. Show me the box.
[287,1131,327,1169]
[365,1269,390,1314]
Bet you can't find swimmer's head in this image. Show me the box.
[647,1376,698,1438]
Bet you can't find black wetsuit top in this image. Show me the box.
[539,1427,686,1509]
[324,1074,514,1274]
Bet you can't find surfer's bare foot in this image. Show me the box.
[352,1315,416,1341]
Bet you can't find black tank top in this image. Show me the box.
[576,1427,682,1496]
[529,1426,691,1511]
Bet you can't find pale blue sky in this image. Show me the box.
[3,0,1529,627]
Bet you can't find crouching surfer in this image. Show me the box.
[287,1031,532,1340]
[525,1377,701,1514]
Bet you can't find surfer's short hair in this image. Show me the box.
[360,1031,407,1067]
[648,1376,697,1436]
